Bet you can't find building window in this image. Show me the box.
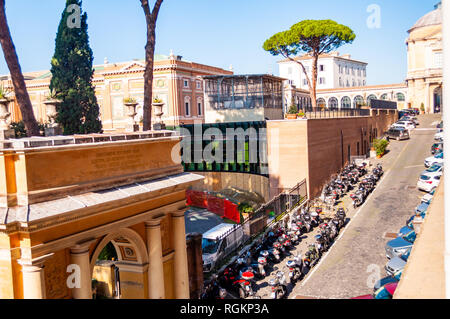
[317,98,326,108]
[185,102,190,116]
[339,77,343,87]
[184,80,189,88]
[367,94,377,106]
[380,93,388,100]
[303,79,308,86]
[341,96,351,108]
[319,65,325,72]
[198,101,202,115]
[434,52,443,68]
[352,67,355,75]
[319,77,326,85]
[329,97,338,109]
[196,81,201,89]
[396,93,406,101]
[354,95,364,108]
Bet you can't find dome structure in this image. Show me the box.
[409,7,442,33]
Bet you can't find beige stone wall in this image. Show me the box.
[193,172,270,202]
[266,112,397,199]
[266,120,309,199]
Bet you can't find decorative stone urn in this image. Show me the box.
[0,98,15,140]
[124,101,139,132]
[152,101,166,130]
[43,98,63,136]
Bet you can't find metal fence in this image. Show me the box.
[300,107,371,119]
[206,179,308,274]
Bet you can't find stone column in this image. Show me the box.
[145,217,166,299]
[18,253,54,299]
[70,240,96,299]
[172,210,190,299]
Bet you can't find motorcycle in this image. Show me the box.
[257,251,269,277]
[269,271,287,299]
[286,254,303,284]
[233,270,255,299]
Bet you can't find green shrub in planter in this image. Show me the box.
[373,138,389,156]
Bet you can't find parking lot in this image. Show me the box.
[288,114,442,299]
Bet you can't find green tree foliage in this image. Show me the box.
[49,0,102,135]
[263,20,355,108]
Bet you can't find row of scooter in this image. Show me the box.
[201,204,347,300]
[322,161,384,208]
[349,163,383,208]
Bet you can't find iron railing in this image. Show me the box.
[299,107,371,119]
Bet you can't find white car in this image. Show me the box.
[424,152,444,168]
[434,132,444,141]
[421,165,443,177]
[421,192,434,205]
[392,121,415,131]
[417,174,441,192]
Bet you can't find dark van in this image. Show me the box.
[386,128,409,141]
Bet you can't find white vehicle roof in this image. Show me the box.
[203,223,240,240]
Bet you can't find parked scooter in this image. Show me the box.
[286,254,303,284]
[269,271,287,299]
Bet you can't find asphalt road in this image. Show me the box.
[288,114,442,299]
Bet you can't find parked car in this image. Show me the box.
[431,142,444,155]
[437,121,443,129]
[373,270,403,291]
[352,282,398,299]
[420,167,443,179]
[385,229,416,260]
[421,189,436,205]
[386,250,411,276]
[400,116,419,126]
[434,131,444,141]
[424,152,444,168]
[392,121,415,131]
[385,127,410,141]
[417,174,441,192]
[423,163,443,173]
[398,225,414,238]
[415,202,430,215]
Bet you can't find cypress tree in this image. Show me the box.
[49,0,102,135]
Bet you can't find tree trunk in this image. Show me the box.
[0,0,40,136]
[310,54,318,108]
[141,0,163,131]
[143,21,156,131]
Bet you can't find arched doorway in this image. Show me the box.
[317,98,326,109]
[353,95,364,108]
[90,228,149,299]
[434,86,442,113]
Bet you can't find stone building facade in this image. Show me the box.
[0,131,203,299]
[0,52,233,130]
[406,4,443,113]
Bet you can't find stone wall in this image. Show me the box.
[267,111,397,200]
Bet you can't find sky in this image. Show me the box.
[0,0,440,85]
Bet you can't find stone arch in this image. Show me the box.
[90,228,149,276]
[328,97,338,109]
[341,96,351,109]
[367,94,378,105]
